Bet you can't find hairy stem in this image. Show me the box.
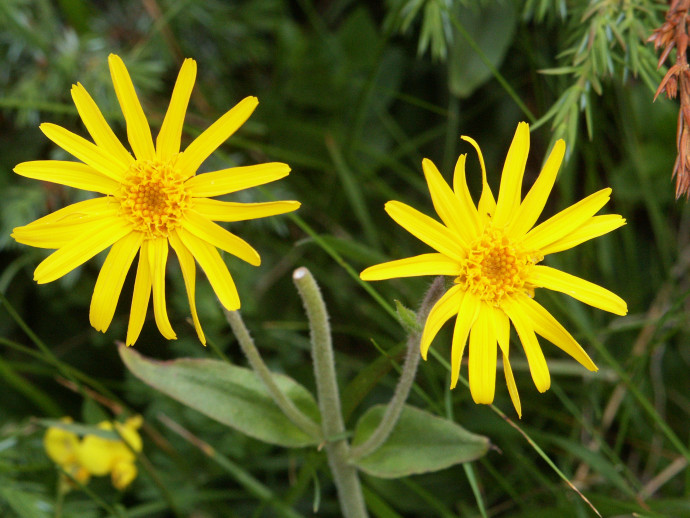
[293,267,368,518]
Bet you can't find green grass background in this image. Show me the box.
[1,0,689,516]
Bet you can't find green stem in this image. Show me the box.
[224,309,322,441]
[293,267,368,518]
[350,277,445,460]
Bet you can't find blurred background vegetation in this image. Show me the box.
[1,0,689,516]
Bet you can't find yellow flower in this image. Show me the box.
[361,122,627,417]
[12,54,300,346]
[78,416,143,490]
[44,418,91,485]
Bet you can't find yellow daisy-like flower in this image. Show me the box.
[12,54,299,346]
[361,122,627,417]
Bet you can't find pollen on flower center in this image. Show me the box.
[456,226,542,305]
[118,159,189,237]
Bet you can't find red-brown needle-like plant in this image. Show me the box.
[649,0,690,198]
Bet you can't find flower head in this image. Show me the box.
[361,122,627,417]
[44,416,143,490]
[12,54,299,345]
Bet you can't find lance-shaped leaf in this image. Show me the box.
[351,404,489,478]
[120,346,320,447]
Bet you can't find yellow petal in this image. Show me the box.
[521,188,612,251]
[108,54,155,161]
[90,231,143,332]
[529,265,627,315]
[515,293,597,371]
[13,206,118,249]
[503,299,550,393]
[360,253,461,281]
[40,123,125,182]
[193,198,300,222]
[176,227,241,310]
[494,122,529,228]
[182,210,260,266]
[185,162,291,198]
[420,284,464,359]
[15,197,112,227]
[468,304,497,404]
[156,58,197,160]
[502,350,521,418]
[126,247,152,346]
[507,140,565,238]
[449,292,480,389]
[78,435,114,476]
[33,217,132,284]
[461,135,495,224]
[71,83,134,168]
[540,214,626,255]
[14,160,119,194]
[451,154,481,238]
[148,237,176,340]
[169,230,205,344]
[490,305,521,417]
[384,201,465,262]
[421,158,471,245]
[178,96,258,178]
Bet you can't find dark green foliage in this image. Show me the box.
[1,1,687,517]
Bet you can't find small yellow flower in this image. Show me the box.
[78,417,143,490]
[44,418,91,485]
[361,122,627,417]
[12,54,300,346]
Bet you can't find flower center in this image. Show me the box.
[456,226,541,305]
[118,159,189,237]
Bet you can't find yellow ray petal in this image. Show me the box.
[501,350,521,417]
[489,306,521,418]
[193,198,300,222]
[90,231,143,332]
[182,210,260,266]
[521,188,612,251]
[529,265,627,315]
[503,299,550,393]
[421,158,471,245]
[420,284,464,359]
[185,162,291,198]
[71,83,133,168]
[33,218,133,284]
[494,122,529,228]
[507,139,565,238]
[177,227,241,310]
[540,214,626,255]
[515,292,597,371]
[126,245,152,346]
[169,230,205,345]
[361,253,461,281]
[449,292,480,389]
[452,154,481,238]
[40,123,125,182]
[178,96,258,178]
[156,58,197,160]
[461,135,495,224]
[13,208,118,249]
[384,201,466,262]
[14,161,119,194]
[468,304,497,404]
[148,237,176,340]
[15,197,112,228]
[108,54,155,161]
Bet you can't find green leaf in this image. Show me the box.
[351,405,489,478]
[447,2,517,98]
[120,346,320,448]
